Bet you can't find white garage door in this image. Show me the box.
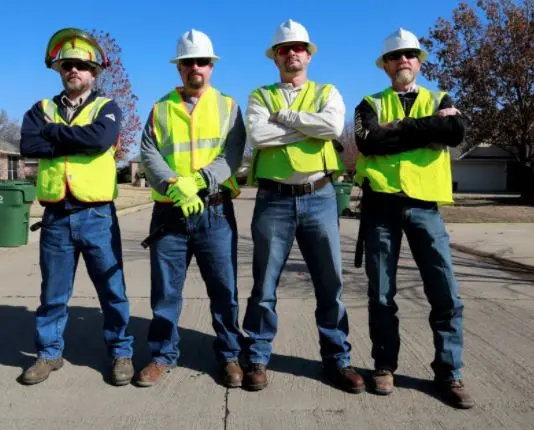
[452,161,506,192]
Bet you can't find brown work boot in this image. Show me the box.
[436,379,475,409]
[324,365,365,393]
[110,357,134,386]
[244,363,268,391]
[21,357,64,385]
[136,361,172,387]
[372,369,394,395]
[222,361,243,388]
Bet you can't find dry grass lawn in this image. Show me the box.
[440,195,534,223]
[29,184,152,218]
[347,192,534,223]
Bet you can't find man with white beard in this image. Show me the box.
[353,28,475,409]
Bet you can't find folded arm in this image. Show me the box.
[274,86,345,140]
[20,100,122,158]
[42,101,121,154]
[355,94,466,156]
[245,93,307,148]
[20,102,57,158]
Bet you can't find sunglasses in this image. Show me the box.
[275,43,308,56]
[384,50,420,62]
[180,58,212,67]
[60,61,94,72]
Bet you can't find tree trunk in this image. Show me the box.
[519,164,534,204]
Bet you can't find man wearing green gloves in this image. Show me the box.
[138,29,246,387]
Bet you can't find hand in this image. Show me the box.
[178,195,205,217]
[380,120,400,130]
[166,177,186,205]
[166,173,207,205]
[268,112,279,123]
[436,107,461,117]
[44,116,52,124]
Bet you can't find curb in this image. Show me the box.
[116,203,153,217]
[450,243,534,274]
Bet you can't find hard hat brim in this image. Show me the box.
[376,48,428,68]
[266,41,317,59]
[50,59,103,74]
[170,54,220,64]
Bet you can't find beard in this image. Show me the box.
[62,76,89,93]
[283,57,303,73]
[187,73,204,89]
[394,69,415,86]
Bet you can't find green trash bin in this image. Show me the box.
[333,182,353,216]
[0,180,36,247]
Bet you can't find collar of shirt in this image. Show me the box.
[60,88,92,109]
[395,84,418,96]
[276,82,306,92]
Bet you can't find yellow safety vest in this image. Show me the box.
[37,97,118,203]
[248,81,344,183]
[151,87,240,202]
[355,87,453,204]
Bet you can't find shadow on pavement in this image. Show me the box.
[0,304,447,403]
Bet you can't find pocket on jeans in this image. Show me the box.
[90,205,113,219]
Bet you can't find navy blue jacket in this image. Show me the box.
[20,90,122,210]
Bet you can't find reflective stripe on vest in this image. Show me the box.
[249,81,343,183]
[355,87,453,204]
[37,97,118,203]
[151,87,240,202]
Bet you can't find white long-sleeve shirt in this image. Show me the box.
[246,82,345,184]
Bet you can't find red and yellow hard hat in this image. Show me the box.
[45,28,110,74]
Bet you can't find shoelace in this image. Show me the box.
[249,364,264,374]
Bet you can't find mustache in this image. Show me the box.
[285,56,300,64]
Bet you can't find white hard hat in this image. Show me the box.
[376,28,428,68]
[170,29,219,63]
[266,19,317,59]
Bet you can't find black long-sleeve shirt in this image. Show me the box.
[354,90,466,157]
[20,90,122,210]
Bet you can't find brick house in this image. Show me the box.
[0,139,25,180]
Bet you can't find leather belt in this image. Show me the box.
[205,190,230,206]
[258,175,332,197]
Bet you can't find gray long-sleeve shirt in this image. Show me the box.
[140,89,246,196]
[245,81,345,184]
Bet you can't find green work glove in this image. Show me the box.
[166,178,186,205]
[179,195,205,217]
[166,172,207,204]
[175,172,208,198]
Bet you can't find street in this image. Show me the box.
[0,191,533,430]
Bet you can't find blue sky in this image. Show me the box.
[2,0,467,155]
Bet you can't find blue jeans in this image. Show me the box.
[243,182,352,369]
[37,203,133,359]
[363,193,464,381]
[148,200,242,365]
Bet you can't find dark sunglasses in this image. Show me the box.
[384,50,420,62]
[275,43,308,56]
[180,58,212,67]
[60,61,94,72]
